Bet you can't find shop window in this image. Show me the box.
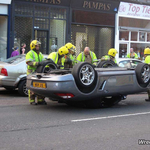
[0,16,7,61]
[34,18,49,29]
[119,44,127,58]
[131,32,137,41]
[14,17,32,53]
[15,3,33,16]
[119,31,129,41]
[71,25,114,58]
[72,10,115,26]
[139,32,146,41]
[34,6,49,18]
[49,20,66,53]
[147,33,150,42]
[50,8,66,19]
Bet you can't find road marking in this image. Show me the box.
[71,111,150,122]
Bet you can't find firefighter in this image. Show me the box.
[101,48,117,63]
[26,40,47,105]
[144,48,150,101]
[48,46,68,69]
[65,43,76,68]
[77,47,98,65]
[126,48,138,59]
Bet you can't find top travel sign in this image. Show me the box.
[119,2,150,19]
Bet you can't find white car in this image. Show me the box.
[0,54,48,96]
[117,58,143,68]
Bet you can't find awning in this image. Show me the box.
[0,0,12,4]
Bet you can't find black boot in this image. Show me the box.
[30,102,37,105]
[37,101,47,105]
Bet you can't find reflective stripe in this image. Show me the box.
[26,59,33,62]
[55,52,58,62]
[81,52,83,62]
[77,60,81,63]
[31,50,35,61]
[90,51,93,60]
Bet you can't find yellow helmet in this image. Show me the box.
[65,43,76,52]
[30,40,41,50]
[108,48,118,57]
[58,46,69,55]
[144,48,150,55]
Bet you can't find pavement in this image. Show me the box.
[0,87,150,150]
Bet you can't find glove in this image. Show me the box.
[38,61,46,66]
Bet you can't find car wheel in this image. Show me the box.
[97,60,118,68]
[72,62,97,93]
[36,59,58,73]
[101,96,122,107]
[18,80,28,96]
[135,63,150,87]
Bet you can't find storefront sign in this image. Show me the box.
[25,0,61,5]
[119,2,150,18]
[83,1,111,11]
[14,0,70,6]
[71,0,119,13]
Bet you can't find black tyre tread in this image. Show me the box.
[36,60,58,73]
[135,63,150,87]
[18,80,28,97]
[97,60,118,68]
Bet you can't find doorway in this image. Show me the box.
[34,30,48,54]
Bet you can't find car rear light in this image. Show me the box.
[1,68,8,76]
[55,93,74,99]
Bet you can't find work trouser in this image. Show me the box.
[28,90,45,103]
[27,69,45,103]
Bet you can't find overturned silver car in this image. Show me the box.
[26,61,150,108]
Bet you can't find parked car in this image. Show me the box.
[117,58,143,68]
[27,62,150,108]
[0,54,48,96]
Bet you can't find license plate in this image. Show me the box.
[33,82,46,88]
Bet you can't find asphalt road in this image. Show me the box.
[0,88,150,150]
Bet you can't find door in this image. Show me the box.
[119,42,129,58]
[34,30,48,54]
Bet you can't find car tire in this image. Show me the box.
[18,80,28,96]
[97,60,118,68]
[101,96,122,108]
[36,59,58,73]
[135,63,150,87]
[72,62,97,93]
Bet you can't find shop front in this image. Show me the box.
[10,0,119,59]
[11,0,70,56]
[116,1,150,60]
[71,0,119,58]
[0,0,11,61]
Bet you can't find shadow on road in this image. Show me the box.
[0,87,22,97]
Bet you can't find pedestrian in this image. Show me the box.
[126,48,138,59]
[26,40,47,105]
[11,46,19,57]
[77,47,98,65]
[20,43,26,54]
[48,46,68,69]
[65,43,76,68]
[101,48,118,63]
[143,48,150,101]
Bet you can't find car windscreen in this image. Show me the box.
[119,60,130,68]
[3,55,25,64]
[131,60,142,68]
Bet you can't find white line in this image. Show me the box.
[71,111,150,122]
